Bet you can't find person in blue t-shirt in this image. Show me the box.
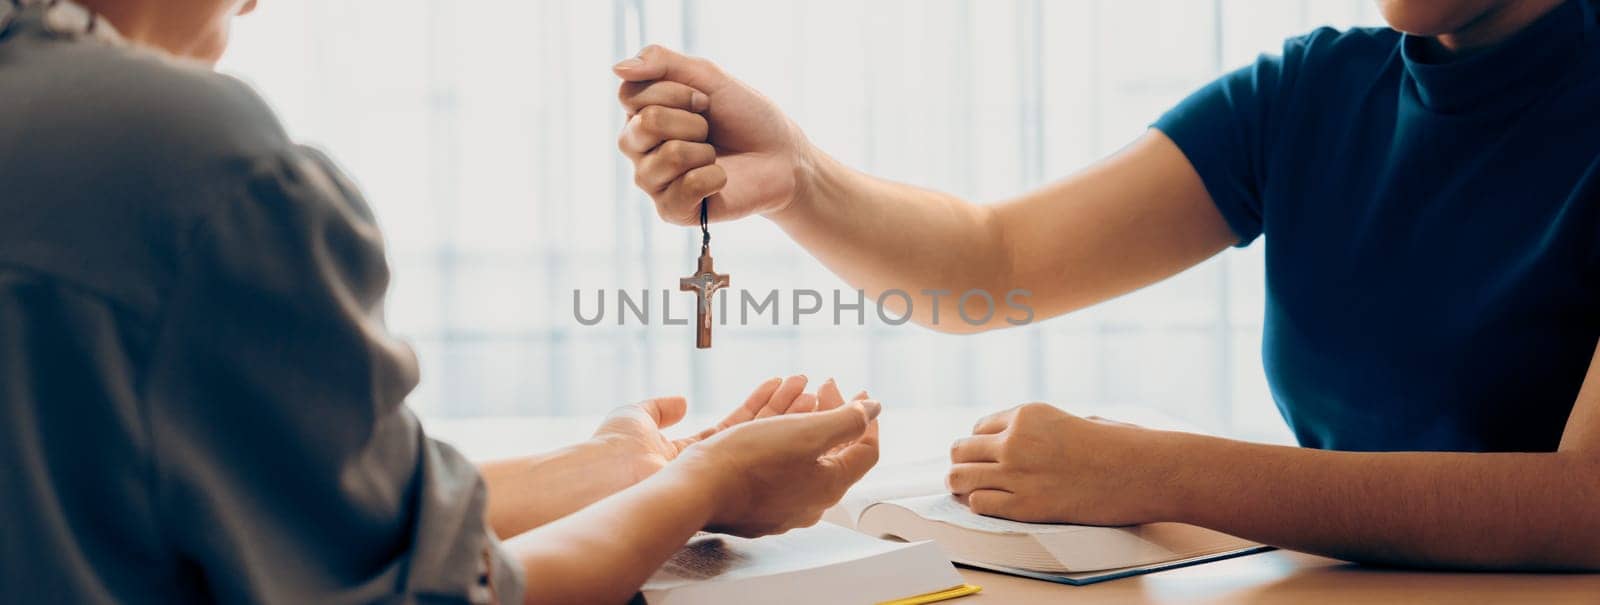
[615,0,1600,569]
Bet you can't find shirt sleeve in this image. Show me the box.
[1152,35,1311,247]
[142,147,524,604]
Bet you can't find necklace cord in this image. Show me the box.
[699,198,710,247]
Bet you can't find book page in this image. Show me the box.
[883,494,1087,535]
[824,457,947,528]
[642,523,912,591]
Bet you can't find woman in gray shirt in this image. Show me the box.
[0,1,883,603]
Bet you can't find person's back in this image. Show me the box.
[0,3,519,601]
[1,3,890,603]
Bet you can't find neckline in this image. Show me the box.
[1400,0,1595,114]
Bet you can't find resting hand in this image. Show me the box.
[613,44,811,224]
[593,375,818,484]
[672,382,881,537]
[946,403,1179,526]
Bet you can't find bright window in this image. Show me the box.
[219,0,1383,442]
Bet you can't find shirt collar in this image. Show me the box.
[1400,0,1597,114]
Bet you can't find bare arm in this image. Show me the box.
[477,375,823,538]
[477,441,641,539]
[949,340,1600,569]
[776,131,1234,332]
[506,468,718,605]
[614,47,1235,333]
[509,395,882,605]
[1175,429,1600,569]
[1175,340,1600,569]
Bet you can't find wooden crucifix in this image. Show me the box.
[679,243,729,349]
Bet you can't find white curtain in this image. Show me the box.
[219,0,1381,441]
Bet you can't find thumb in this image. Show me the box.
[634,396,688,429]
[799,399,882,454]
[613,44,725,91]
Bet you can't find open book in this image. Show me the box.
[640,522,978,605]
[826,459,1267,585]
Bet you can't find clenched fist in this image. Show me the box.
[613,45,814,224]
[947,403,1189,526]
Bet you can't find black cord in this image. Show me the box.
[699,198,710,248]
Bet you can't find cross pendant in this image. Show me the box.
[679,244,730,349]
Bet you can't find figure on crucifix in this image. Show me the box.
[679,244,729,348]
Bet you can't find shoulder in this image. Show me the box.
[0,38,361,312]
[1277,25,1401,77]
[27,40,292,165]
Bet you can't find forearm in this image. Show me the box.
[479,439,644,538]
[1164,433,1600,569]
[769,149,1013,333]
[767,132,1233,333]
[505,468,717,605]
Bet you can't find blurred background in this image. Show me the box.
[218,0,1382,442]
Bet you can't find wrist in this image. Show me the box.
[656,455,737,527]
[1146,430,1212,524]
[765,137,837,224]
[587,435,665,487]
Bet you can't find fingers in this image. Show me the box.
[634,396,688,429]
[823,430,881,490]
[612,44,727,91]
[619,80,710,116]
[656,165,728,225]
[972,408,1016,435]
[790,392,818,413]
[966,489,1018,518]
[815,379,845,412]
[756,375,810,419]
[801,399,882,454]
[633,141,717,193]
[947,463,1008,496]
[725,377,783,425]
[619,105,709,158]
[950,434,1003,463]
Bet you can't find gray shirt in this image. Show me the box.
[0,2,523,602]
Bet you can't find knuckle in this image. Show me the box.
[972,414,992,433]
[660,140,692,168]
[970,493,998,515]
[684,167,722,192]
[637,105,665,133]
[706,166,730,189]
[655,199,689,225]
[850,405,870,430]
[689,55,723,76]
[995,434,1018,455]
[1018,402,1051,417]
[946,468,965,489]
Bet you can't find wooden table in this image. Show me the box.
[426,408,1600,604]
[957,551,1600,604]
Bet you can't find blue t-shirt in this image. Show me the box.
[1154,0,1600,452]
